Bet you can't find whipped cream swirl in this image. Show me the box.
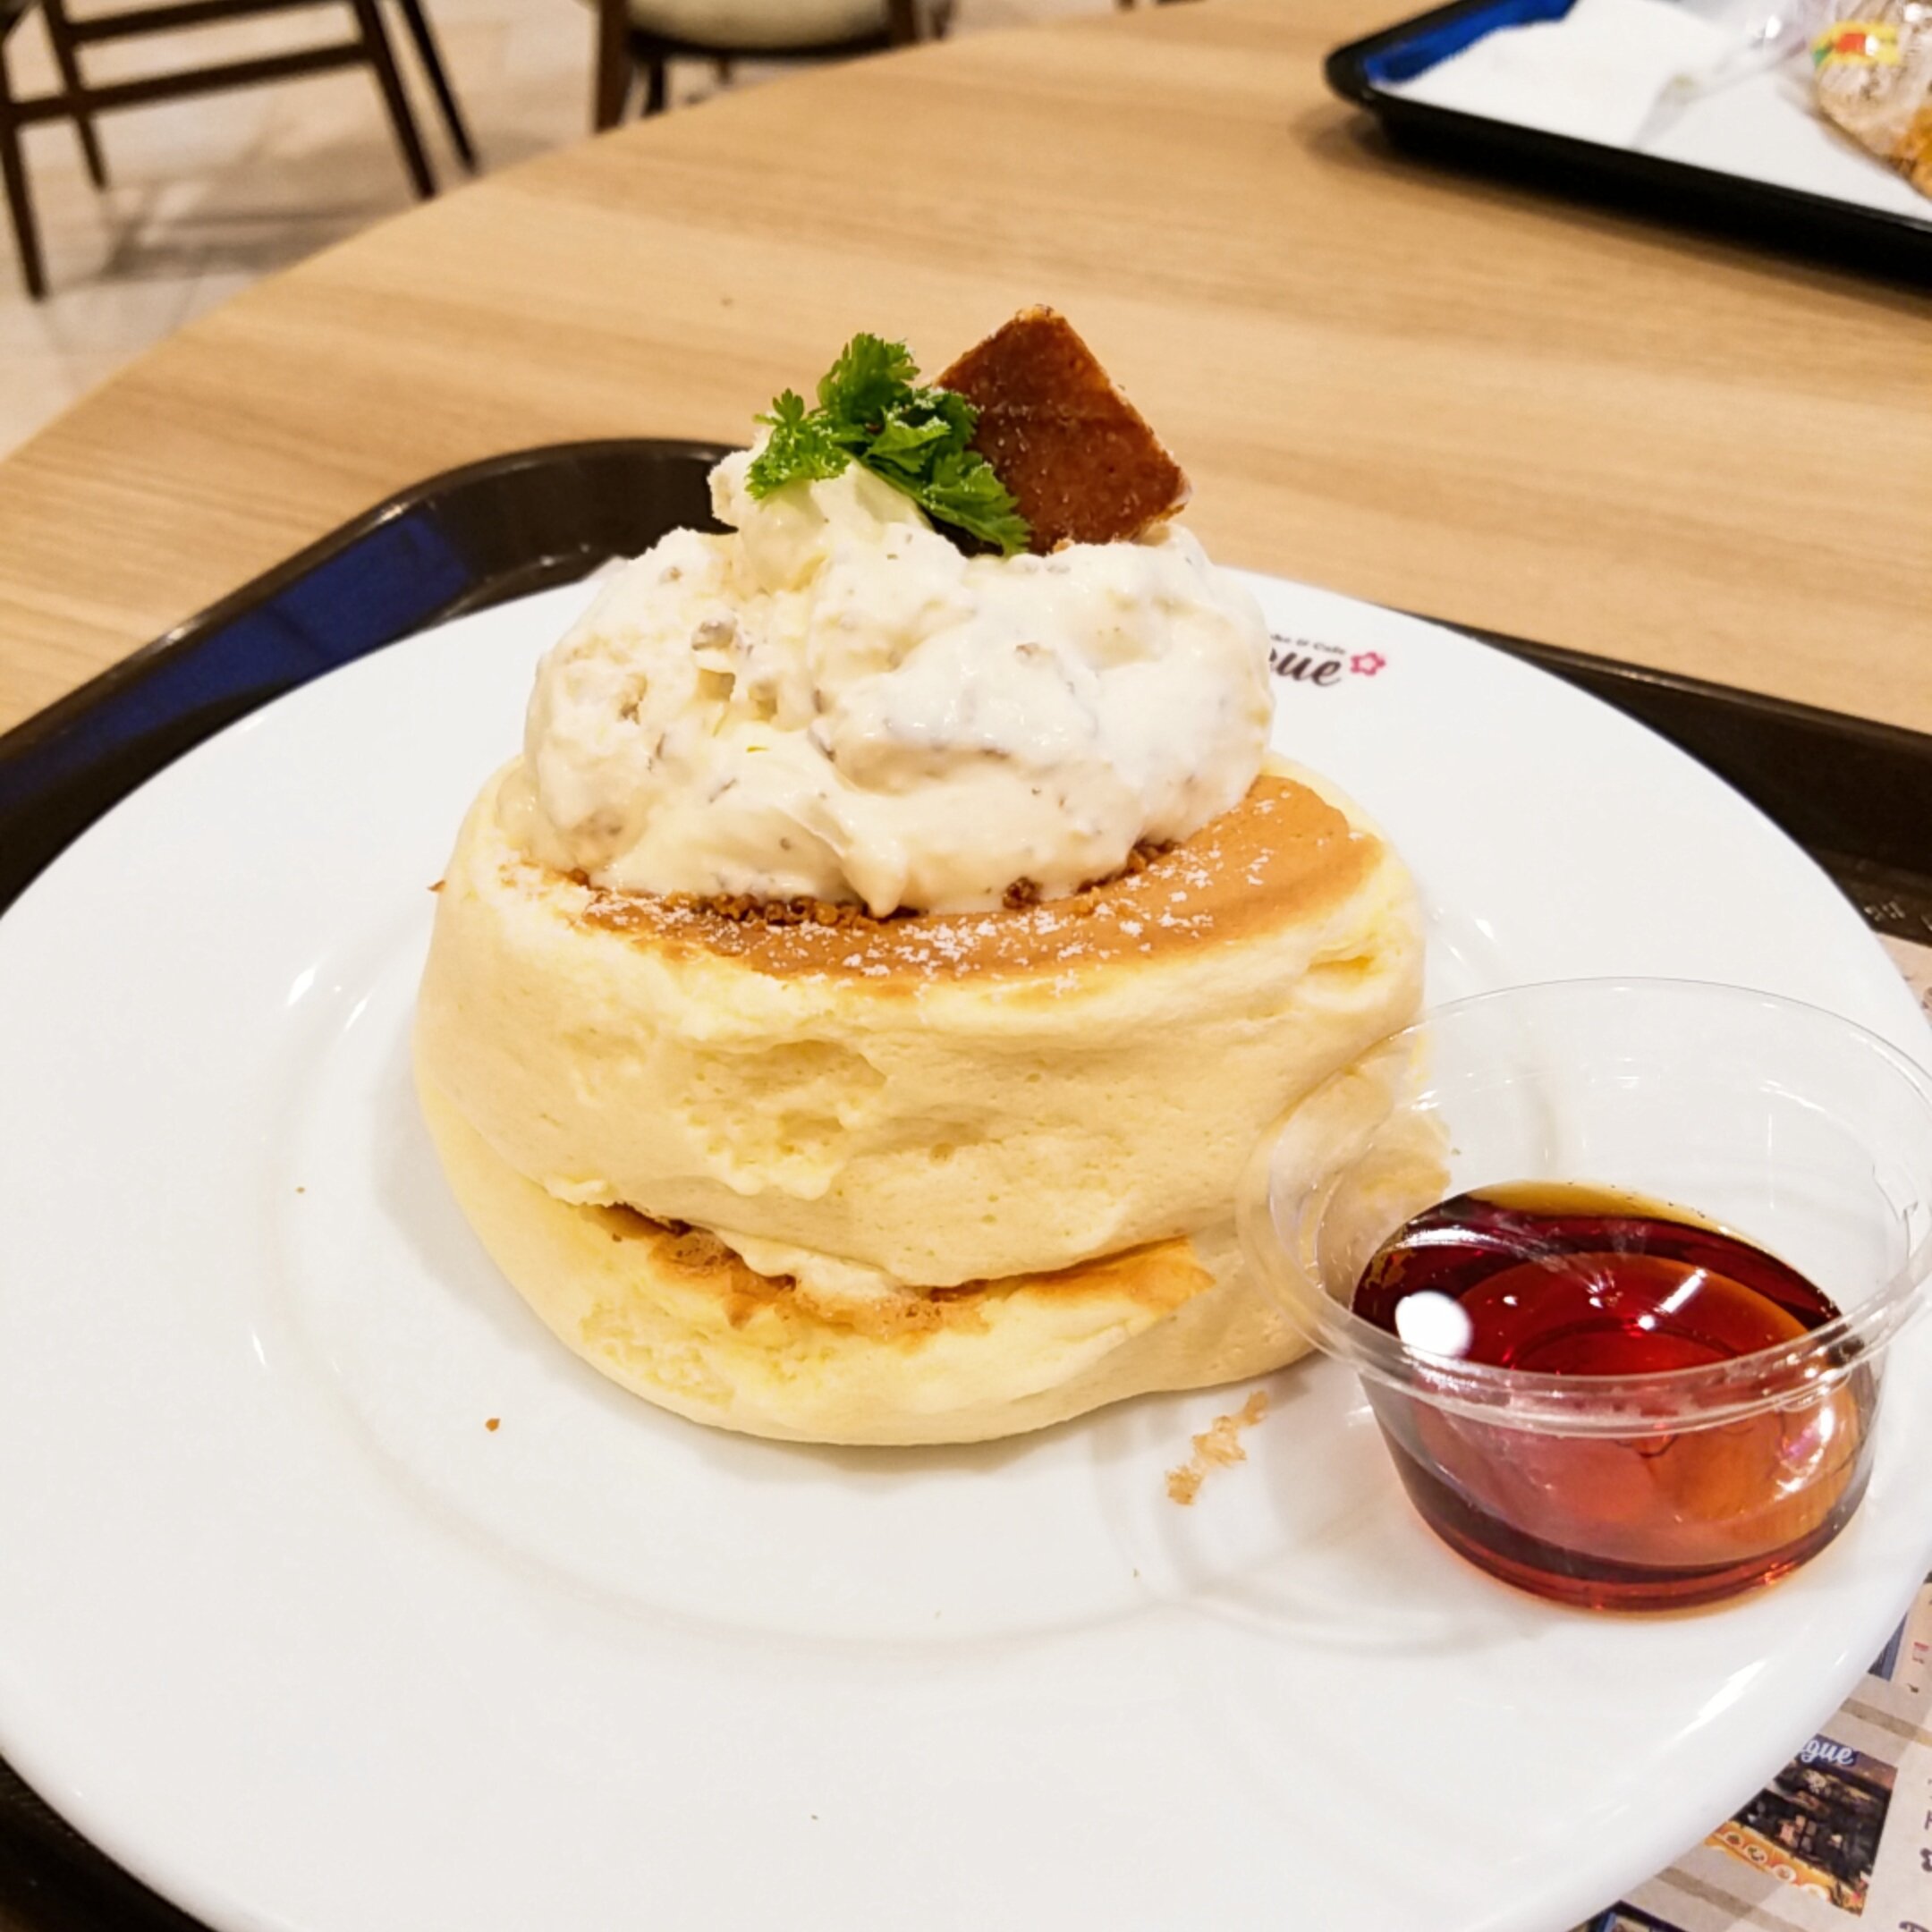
[512,450,1273,916]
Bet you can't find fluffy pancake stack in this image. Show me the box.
[415,313,1425,1444]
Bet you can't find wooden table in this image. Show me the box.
[1,0,1928,741]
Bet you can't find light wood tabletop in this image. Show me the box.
[1,0,1928,741]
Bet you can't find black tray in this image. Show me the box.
[1326,0,1932,285]
[0,437,1929,1932]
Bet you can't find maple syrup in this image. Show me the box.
[1352,1183,1873,1610]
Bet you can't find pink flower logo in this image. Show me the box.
[1348,651,1386,678]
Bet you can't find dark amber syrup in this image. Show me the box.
[1352,1183,1873,1611]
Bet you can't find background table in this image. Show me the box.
[0,0,1927,740]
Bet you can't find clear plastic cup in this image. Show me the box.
[1237,979,1932,1611]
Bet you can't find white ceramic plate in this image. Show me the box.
[2,574,1928,1932]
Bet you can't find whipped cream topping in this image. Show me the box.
[510,450,1274,917]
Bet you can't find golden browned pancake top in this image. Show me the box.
[546,773,1378,988]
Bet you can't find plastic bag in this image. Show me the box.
[1811,3,1932,197]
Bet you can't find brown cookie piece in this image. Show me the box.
[938,308,1190,553]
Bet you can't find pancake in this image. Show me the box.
[417,1065,1306,1445]
[415,759,1425,1292]
[415,753,1422,1440]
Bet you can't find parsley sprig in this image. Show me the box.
[745,335,1032,557]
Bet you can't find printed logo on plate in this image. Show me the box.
[1268,632,1386,687]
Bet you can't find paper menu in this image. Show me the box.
[1584,1575,1931,1928]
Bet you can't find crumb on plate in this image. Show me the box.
[1165,1389,1269,1505]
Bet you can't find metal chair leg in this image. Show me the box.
[592,0,628,130]
[0,34,47,298]
[391,0,476,172]
[38,0,107,186]
[349,0,436,197]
